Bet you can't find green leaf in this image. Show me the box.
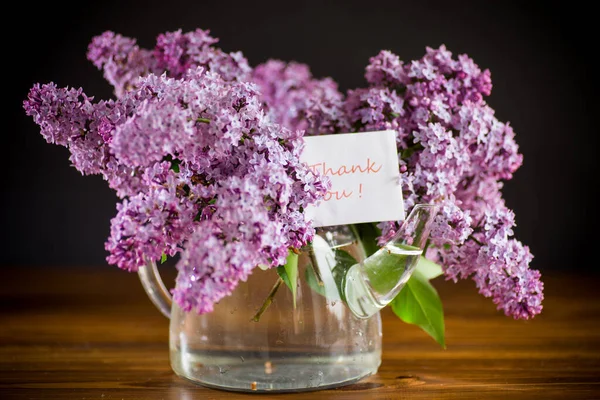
[277,250,299,307]
[415,256,443,280]
[163,155,181,173]
[401,143,424,160]
[160,253,168,264]
[351,223,381,257]
[193,210,202,222]
[391,270,446,348]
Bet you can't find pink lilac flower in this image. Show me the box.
[25,64,327,314]
[88,29,251,98]
[246,44,541,320]
[251,60,350,135]
[154,28,220,77]
[365,50,408,87]
[23,83,145,197]
[88,30,348,136]
[342,45,542,319]
[87,31,159,98]
[154,29,252,81]
[344,87,404,139]
[105,176,196,271]
[472,209,543,319]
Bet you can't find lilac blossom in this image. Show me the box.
[173,174,286,313]
[25,63,327,314]
[154,28,220,77]
[473,208,543,318]
[87,29,347,135]
[23,83,145,197]
[475,239,542,319]
[252,60,350,135]
[88,29,251,98]
[105,171,196,272]
[342,46,542,319]
[365,50,408,87]
[87,31,159,98]
[154,29,252,81]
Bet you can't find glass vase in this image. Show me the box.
[138,225,382,393]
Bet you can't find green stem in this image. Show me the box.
[349,223,371,258]
[307,247,324,287]
[251,277,283,322]
[348,224,361,244]
[197,117,210,124]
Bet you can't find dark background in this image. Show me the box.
[4,0,597,272]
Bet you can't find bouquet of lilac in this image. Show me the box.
[24,38,327,313]
[252,46,543,321]
[24,29,543,343]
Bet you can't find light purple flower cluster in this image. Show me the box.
[251,60,350,135]
[87,31,159,98]
[23,82,145,197]
[254,45,542,319]
[346,46,542,319]
[87,29,251,98]
[87,29,349,136]
[24,62,327,314]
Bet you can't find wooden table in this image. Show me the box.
[1,267,599,399]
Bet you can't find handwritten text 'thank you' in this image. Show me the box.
[308,158,382,201]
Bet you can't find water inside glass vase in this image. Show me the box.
[169,225,382,392]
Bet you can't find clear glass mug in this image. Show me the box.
[138,205,437,393]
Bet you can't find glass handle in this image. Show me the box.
[138,259,172,319]
[344,204,438,319]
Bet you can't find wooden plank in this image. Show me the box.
[1,267,598,399]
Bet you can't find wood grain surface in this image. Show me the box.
[1,267,598,399]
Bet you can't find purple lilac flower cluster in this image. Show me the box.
[24,65,327,314]
[349,47,541,319]
[252,45,542,319]
[25,28,543,320]
[87,29,252,98]
[87,30,348,137]
[251,60,350,135]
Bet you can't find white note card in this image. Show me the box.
[301,130,405,227]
